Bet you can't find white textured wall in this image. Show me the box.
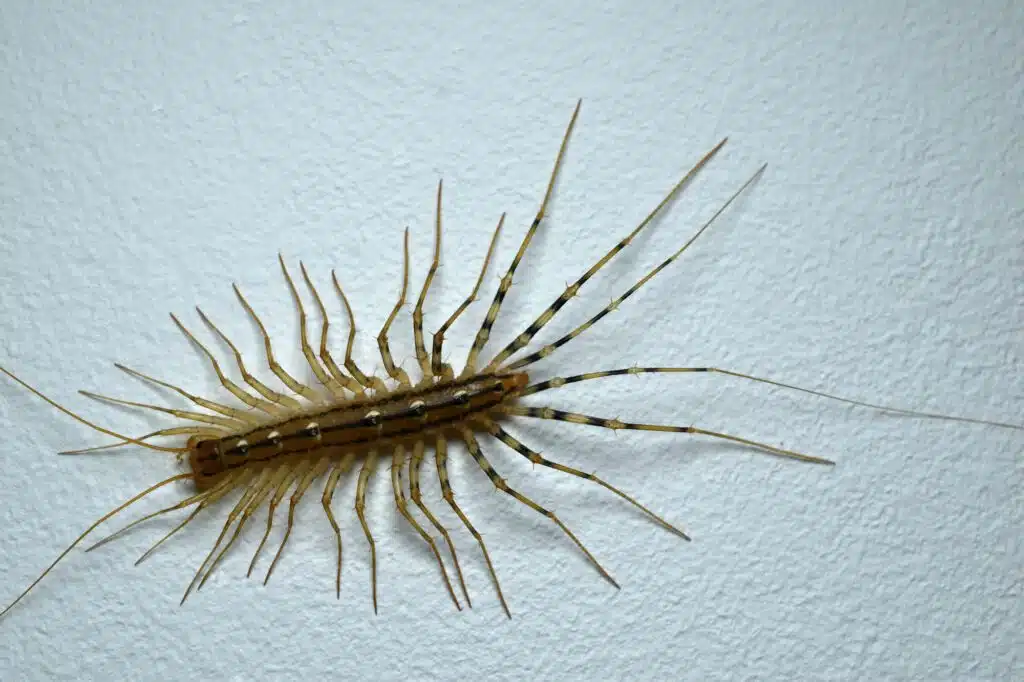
[1,2,1020,680]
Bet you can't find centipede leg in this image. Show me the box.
[431,213,504,380]
[198,468,279,590]
[504,166,766,372]
[115,363,260,426]
[170,312,287,416]
[332,272,388,394]
[233,284,325,403]
[460,428,618,589]
[410,439,471,607]
[485,421,689,539]
[134,474,240,566]
[391,445,461,610]
[300,263,367,397]
[413,180,443,382]
[503,405,835,465]
[377,230,413,387]
[279,255,357,397]
[355,450,379,613]
[246,463,306,577]
[483,138,727,372]
[461,100,581,375]
[0,472,192,619]
[181,470,259,605]
[321,454,355,598]
[263,458,330,585]
[195,307,303,412]
[435,434,510,618]
[88,472,240,553]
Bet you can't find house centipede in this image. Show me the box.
[2,100,1020,620]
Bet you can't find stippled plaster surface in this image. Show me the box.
[1,2,1020,681]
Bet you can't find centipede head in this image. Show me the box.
[187,436,226,490]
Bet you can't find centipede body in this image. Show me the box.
[1,100,1020,622]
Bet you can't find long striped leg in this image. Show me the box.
[483,137,728,372]
[502,406,835,465]
[60,426,221,456]
[485,421,689,539]
[86,471,242,552]
[409,440,471,607]
[115,363,260,426]
[247,463,306,577]
[391,445,461,611]
[322,454,356,598]
[135,475,242,565]
[0,367,187,455]
[332,271,388,393]
[413,180,444,383]
[460,428,618,588]
[461,100,582,376]
[354,450,380,613]
[0,472,192,619]
[279,255,357,397]
[181,471,262,605]
[432,213,505,380]
[170,312,288,416]
[504,165,766,372]
[233,284,325,403]
[79,390,245,431]
[522,366,1024,430]
[198,467,279,590]
[300,263,368,397]
[263,458,330,585]
[435,434,511,618]
[194,308,302,412]
[377,229,413,387]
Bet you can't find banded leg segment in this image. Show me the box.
[391,445,461,611]
[181,470,262,604]
[59,426,223,456]
[485,421,690,539]
[332,272,388,393]
[171,312,288,416]
[322,453,356,598]
[233,284,324,403]
[355,449,380,613]
[524,366,1024,430]
[87,471,244,552]
[409,439,471,607]
[462,100,582,375]
[247,462,307,577]
[483,137,728,372]
[279,256,357,397]
[195,308,302,412]
[413,180,444,382]
[460,428,618,588]
[503,405,835,465]
[198,467,279,590]
[135,474,241,566]
[264,457,330,585]
[115,363,258,426]
[432,213,504,379]
[377,229,413,387]
[505,165,767,372]
[0,366,187,454]
[435,434,510,618]
[0,472,192,619]
[79,390,243,430]
[300,264,367,397]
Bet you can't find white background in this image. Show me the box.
[1,2,1020,681]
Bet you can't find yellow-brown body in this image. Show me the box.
[187,374,527,490]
